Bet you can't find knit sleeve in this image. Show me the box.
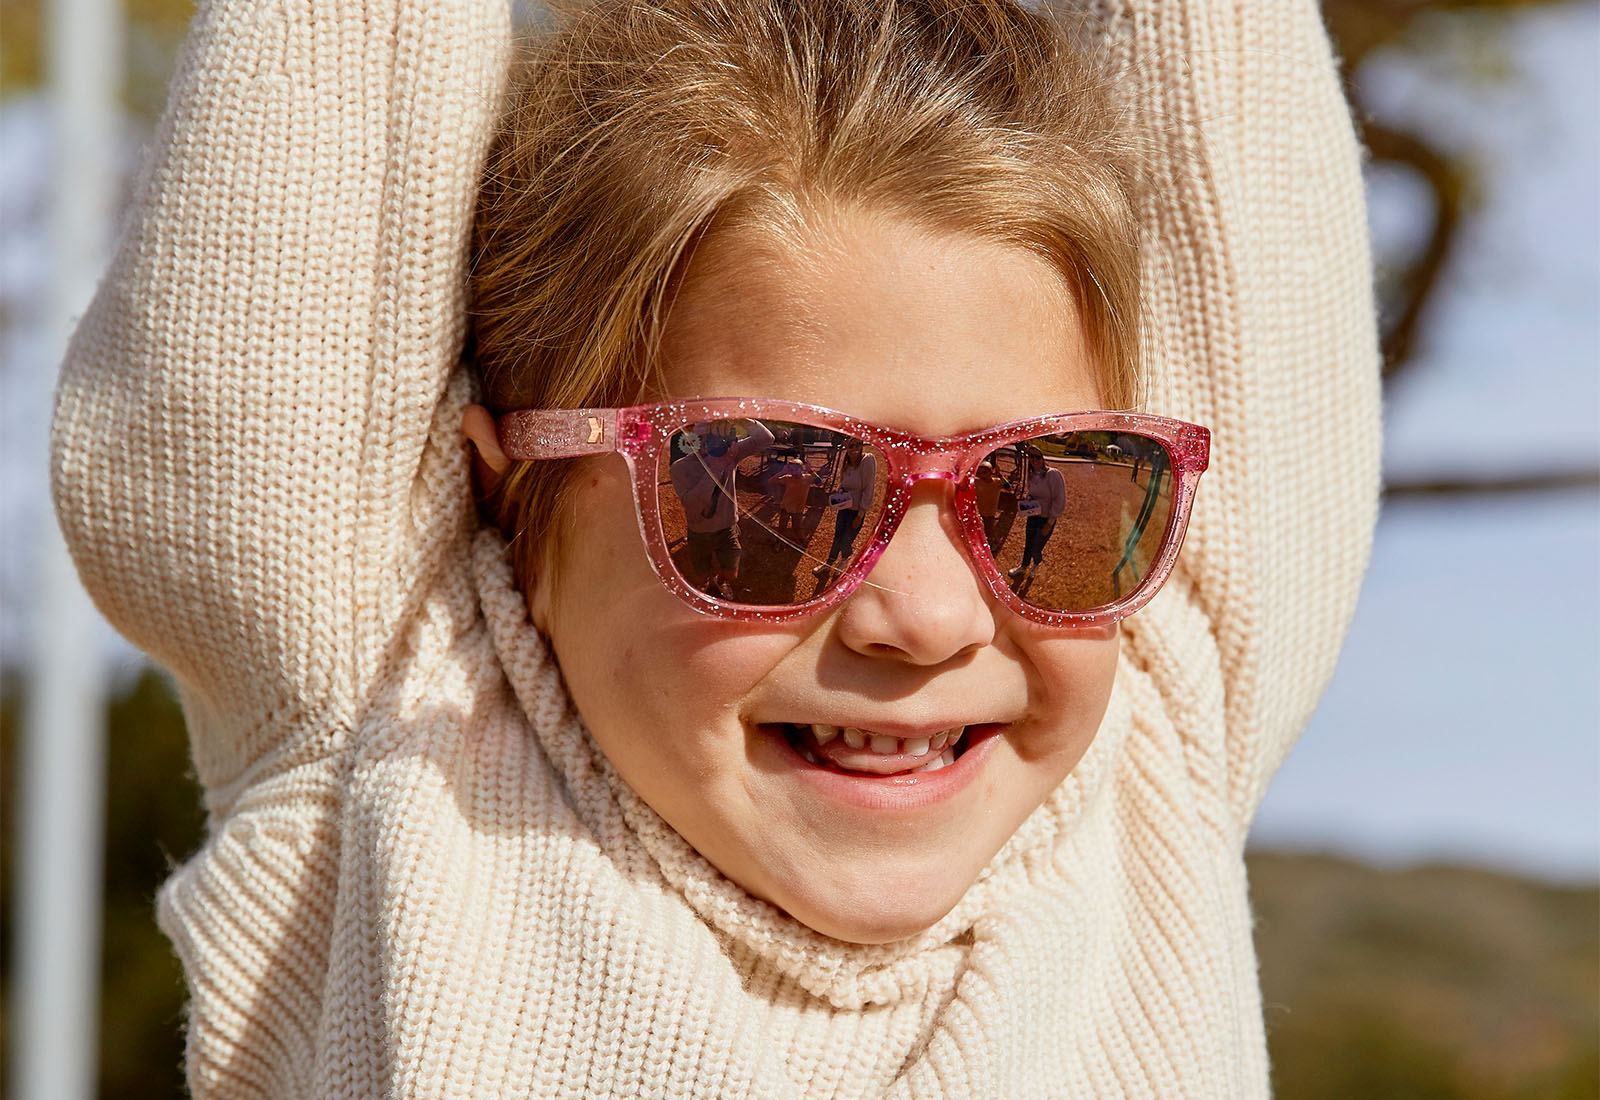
[1098,0,1383,823]
[50,1,511,792]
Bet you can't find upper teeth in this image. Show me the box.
[808,724,962,756]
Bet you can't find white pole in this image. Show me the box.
[12,0,122,1097]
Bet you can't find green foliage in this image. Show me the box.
[2,669,204,1100]
[0,1,45,94]
[0,0,194,119]
[1249,850,1600,1100]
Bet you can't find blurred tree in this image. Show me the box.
[1322,0,1554,380]
[1322,0,1600,498]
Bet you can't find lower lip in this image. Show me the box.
[759,723,1003,813]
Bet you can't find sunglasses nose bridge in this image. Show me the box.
[892,467,963,507]
[896,447,962,482]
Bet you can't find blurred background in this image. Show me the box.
[1,1,1596,1097]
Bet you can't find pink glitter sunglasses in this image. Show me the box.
[498,398,1209,627]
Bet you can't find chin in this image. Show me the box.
[762,860,978,945]
[790,898,960,945]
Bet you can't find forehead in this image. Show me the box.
[658,209,1102,435]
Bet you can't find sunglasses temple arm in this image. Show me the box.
[496,409,621,461]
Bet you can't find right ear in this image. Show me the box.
[461,404,510,492]
[463,404,556,634]
[528,563,554,636]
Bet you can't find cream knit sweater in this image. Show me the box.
[51,1,1380,1097]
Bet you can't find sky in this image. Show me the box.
[2,2,1597,881]
[1250,1,1600,882]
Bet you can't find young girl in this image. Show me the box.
[51,1,1380,1096]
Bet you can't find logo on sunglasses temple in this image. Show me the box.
[587,417,604,444]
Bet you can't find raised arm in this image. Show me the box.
[1091,0,1382,822]
[50,1,511,792]
[728,418,777,460]
[856,453,878,513]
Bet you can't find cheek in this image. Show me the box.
[1016,626,1121,767]
[541,465,667,714]
[541,464,653,626]
[540,463,798,751]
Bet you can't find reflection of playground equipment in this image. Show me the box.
[991,447,1172,610]
[1111,456,1168,597]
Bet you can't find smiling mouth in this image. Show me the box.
[776,723,973,776]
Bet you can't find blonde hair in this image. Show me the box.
[470,0,1145,584]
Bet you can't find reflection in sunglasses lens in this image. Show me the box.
[977,431,1174,613]
[655,419,888,606]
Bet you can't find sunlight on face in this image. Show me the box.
[538,208,1120,943]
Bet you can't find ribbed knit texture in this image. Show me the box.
[50,1,1380,1096]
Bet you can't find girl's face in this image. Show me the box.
[536,210,1120,944]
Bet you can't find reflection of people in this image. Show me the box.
[668,419,775,597]
[814,439,877,578]
[773,457,811,540]
[1119,434,1145,483]
[974,460,1004,552]
[55,0,1380,1094]
[1008,449,1066,582]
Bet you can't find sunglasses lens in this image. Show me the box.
[655,418,887,606]
[977,431,1175,613]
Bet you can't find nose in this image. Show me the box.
[833,480,995,665]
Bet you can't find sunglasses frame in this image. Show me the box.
[498,398,1210,627]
